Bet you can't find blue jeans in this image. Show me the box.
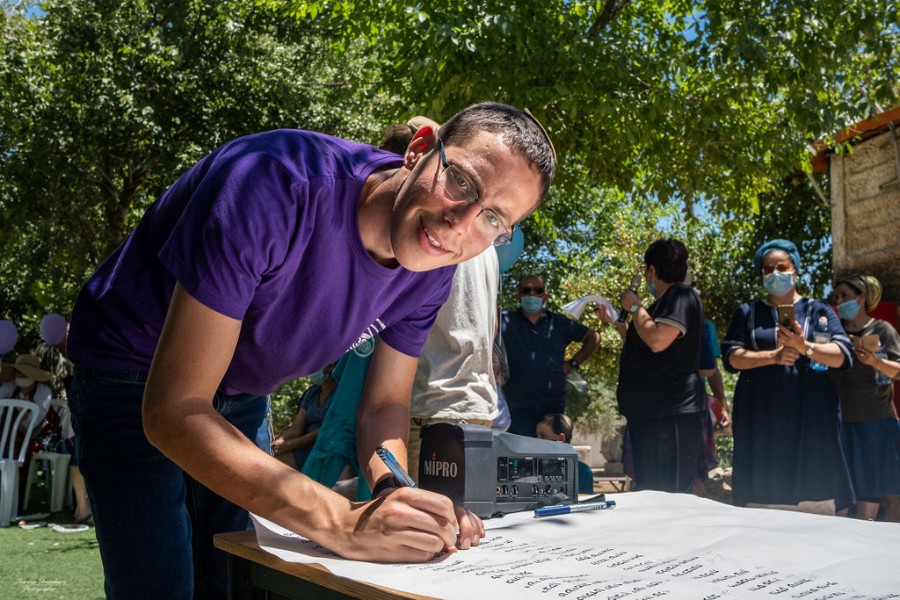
[69,368,271,599]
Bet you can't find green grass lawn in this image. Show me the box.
[0,471,104,599]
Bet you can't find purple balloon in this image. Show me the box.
[40,313,68,346]
[0,320,17,355]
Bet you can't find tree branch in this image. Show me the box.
[589,0,632,37]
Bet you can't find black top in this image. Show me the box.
[830,318,900,422]
[616,283,705,419]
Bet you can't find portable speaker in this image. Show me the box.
[418,423,578,518]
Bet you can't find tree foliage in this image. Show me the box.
[271,0,898,213]
[0,0,881,426]
[0,0,393,342]
[265,0,878,422]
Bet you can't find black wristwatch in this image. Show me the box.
[568,357,580,370]
[372,475,402,498]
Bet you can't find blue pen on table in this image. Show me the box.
[533,500,616,518]
[375,445,417,488]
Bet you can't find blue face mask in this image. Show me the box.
[762,270,794,297]
[837,299,861,320]
[520,296,544,314]
[309,370,327,386]
[646,281,657,298]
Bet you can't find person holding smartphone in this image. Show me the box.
[829,274,900,519]
[721,239,855,515]
[611,239,706,494]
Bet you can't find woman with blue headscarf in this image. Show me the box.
[722,240,855,514]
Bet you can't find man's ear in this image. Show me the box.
[403,125,437,169]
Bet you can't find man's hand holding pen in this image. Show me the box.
[340,486,465,561]
[372,445,484,556]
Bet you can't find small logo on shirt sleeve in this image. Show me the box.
[347,319,385,356]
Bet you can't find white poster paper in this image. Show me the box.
[252,491,900,599]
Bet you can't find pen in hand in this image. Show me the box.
[375,445,417,488]
[376,445,468,553]
[375,446,472,552]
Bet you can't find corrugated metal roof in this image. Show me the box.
[811,105,900,173]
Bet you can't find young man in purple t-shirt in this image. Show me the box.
[67,102,555,598]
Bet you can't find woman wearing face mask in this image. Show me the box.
[722,239,855,515]
[828,274,900,520]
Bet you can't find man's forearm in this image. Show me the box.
[146,394,348,540]
[357,400,411,488]
[573,330,601,364]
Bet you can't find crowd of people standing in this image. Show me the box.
[284,233,899,525]
[592,237,899,519]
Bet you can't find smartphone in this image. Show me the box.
[861,334,880,352]
[775,304,795,328]
[851,334,880,352]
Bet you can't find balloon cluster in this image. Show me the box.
[0,313,68,355]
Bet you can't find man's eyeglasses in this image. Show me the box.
[761,262,794,275]
[437,139,513,247]
[519,286,545,295]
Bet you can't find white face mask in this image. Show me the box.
[15,377,35,388]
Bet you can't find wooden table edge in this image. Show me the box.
[214,531,439,600]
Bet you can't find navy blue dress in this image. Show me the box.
[722,297,855,510]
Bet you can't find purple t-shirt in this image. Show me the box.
[68,130,455,395]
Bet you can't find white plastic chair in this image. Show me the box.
[25,451,71,513]
[24,399,72,513]
[0,399,42,527]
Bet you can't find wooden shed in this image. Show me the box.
[813,106,900,307]
[814,106,900,414]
